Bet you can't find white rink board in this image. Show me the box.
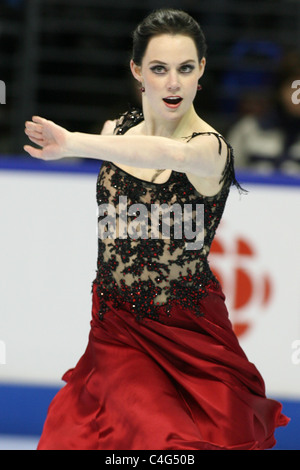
[209,184,300,399]
[0,170,97,385]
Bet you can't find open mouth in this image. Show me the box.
[163,96,183,105]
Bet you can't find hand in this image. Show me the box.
[100,119,117,136]
[24,116,71,160]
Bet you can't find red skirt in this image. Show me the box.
[37,282,289,450]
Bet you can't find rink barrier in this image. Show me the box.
[0,382,299,450]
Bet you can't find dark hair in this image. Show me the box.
[132,8,207,66]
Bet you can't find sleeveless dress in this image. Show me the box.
[37,108,289,450]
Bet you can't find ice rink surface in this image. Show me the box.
[0,435,39,450]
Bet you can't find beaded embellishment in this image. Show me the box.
[93,108,243,322]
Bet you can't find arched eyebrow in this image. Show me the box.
[148,59,196,65]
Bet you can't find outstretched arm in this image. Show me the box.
[24,116,227,178]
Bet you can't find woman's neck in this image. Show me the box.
[140,103,201,140]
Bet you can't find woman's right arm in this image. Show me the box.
[24,116,227,179]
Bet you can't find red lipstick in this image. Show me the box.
[162,96,183,109]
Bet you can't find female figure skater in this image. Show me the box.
[24,9,289,450]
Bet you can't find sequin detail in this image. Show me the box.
[93,108,243,322]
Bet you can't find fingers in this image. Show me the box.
[23,145,43,159]
[24,116,49,159]
[25,121,43,134]
[25,116,46,149]
[25,116,48,133]
[26,134,44,146]
[24,126,43,140]
[32,116,47,124]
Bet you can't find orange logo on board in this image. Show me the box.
[210,234,272,338]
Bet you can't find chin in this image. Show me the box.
[160,105,185,117]
[164,110,187,121]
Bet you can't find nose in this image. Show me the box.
[167,70,180,92]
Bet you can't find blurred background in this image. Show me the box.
[0,0,300,450]
[1,0,300,174]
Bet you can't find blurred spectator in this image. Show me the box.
[220,39,282,116]
[227,51,300,175]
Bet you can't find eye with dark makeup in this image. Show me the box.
[150,65,167,74]
[179,64,195,73]
[150,64,195,74]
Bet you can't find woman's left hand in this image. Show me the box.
[24,116,71,160]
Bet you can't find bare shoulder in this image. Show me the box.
[184,119,229,197]
[188,116,220,134]
[122,121,145,136]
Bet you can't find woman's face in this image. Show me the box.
[131,34,205,120]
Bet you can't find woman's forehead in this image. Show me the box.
[143,34,198,62]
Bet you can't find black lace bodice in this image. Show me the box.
[93,108,242,322]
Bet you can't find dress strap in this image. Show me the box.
[114,107,144,135]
